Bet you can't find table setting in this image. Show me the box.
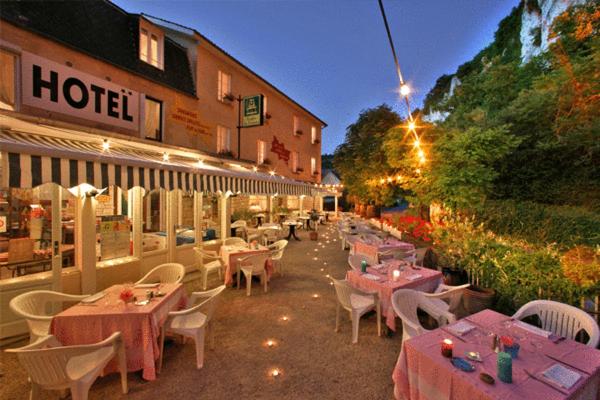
[220,243,272,285]
[347,259,442,331]
[50,282,187,381]
[393,309,600,400]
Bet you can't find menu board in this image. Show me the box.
[98,215,131,261]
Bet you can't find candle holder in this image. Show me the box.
[497,352,512,383]
[392,269,401,281]
[441,339,453,358]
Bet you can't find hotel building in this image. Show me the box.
[0,0,335,339]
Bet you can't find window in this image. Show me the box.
[144,97,162,141]
[0,49,16,111]
[142,189,166,252]
[217,125,231,153]
[263,96,268,117]
[293,116,300,135]
[217,70,232,101]
[311,126,318,144]
[139,27,163,69]
[176,191,195,247]
[257,140,266,165]
[311,157,317,175]
[291,151,299,173]
[96,186,132,262]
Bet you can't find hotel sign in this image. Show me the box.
[271,136,290,164]
[21,52,140,131]
[242,94,263,127]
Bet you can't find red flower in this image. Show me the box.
[119,289,134,302]
[500,335,514,347]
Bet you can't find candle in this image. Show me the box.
[392,270,401,281]
[265,339,277,348]
[497,352,512,383]
[270,368,281,377]
[441,339,454,358]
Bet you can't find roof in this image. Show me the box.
[0,0,196,96]
[143,13,327,127]
[321,169,341,185]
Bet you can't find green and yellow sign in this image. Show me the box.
[242,94,263,127]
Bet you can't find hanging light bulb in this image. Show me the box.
[413,138,420,148]
[163,152,169,162]
[396,174,402,181]
[418,149,425,158]
[408,121,416,131]
[196,159,204,168]
[400,84,410,97]
[252,166,258,172]
[269,170,275,176]
[387,177,392,183]
[379,178,385,184]
[102,139,110,151]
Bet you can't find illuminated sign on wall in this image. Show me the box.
[271,136,290,164]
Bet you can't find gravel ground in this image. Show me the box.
[0,222,401,399]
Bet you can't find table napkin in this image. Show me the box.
[362,274,380,281]
[542,364,581,389]
[81,292,106,303]
[405,273,422,281]
[447,320,476,336]
[514,320,552,338]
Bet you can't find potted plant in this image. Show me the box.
[265,112,272,120]
[295,129,303,136]
[223,93,235,102]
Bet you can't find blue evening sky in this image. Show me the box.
[112,0,518,154]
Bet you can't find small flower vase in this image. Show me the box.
[503,343,520,359]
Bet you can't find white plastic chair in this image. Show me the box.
[223,237,247,247]
[347,254,369,272]
[6,332,127,400]
[136,263,185,285]
[423,283,470,314]
[392,289,457,344]
[513,300,600,348]
[9,290,90,343]
[331,278,381,344]
[193,247,224,290]
[158,285,226,372]
[261,228,280,246]
[268,240,288,276]
[236,253,271,296]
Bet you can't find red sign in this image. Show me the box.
[271,136,290,164]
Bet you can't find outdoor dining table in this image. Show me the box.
[219,244,272,285]
[282,220,302,241]
[50,283,186,381]
[393,309,600,400]
[354,237,415,265]
[346,260,442,331]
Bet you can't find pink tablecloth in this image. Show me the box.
[354,239,415,265]
[219,245,273,285]
[51,283,186,381]
[346,261,442,331]
[393,309,600,400]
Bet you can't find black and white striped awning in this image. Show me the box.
[0,127,314,196]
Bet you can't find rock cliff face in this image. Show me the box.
[423,0,589,122]
[520,0,586,62]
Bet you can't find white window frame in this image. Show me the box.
[257,140,266,165]
[311,157,317,175]
[311,126,318,144]
[263,96,268,117]
[139,25,164,69]
[291,151,299,173]
[0,47,18,111]
[217,125,231,153]
[217,70,232,102]
[293,116,301,136]
[144,96,163,141]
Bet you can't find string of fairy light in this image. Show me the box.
[375,0,426,184]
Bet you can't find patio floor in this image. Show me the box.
[0,223,401,399]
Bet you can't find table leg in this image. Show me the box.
[291,226,300,241]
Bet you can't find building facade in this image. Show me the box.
[0,0,326,339]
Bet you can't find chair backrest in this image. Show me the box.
[189,285,226,323]
[263,228,279,241]
[201,239,222,253]
[8,238,35,263]
[193,247,220,267]
[240,253,270,274]
[223,237,247,247]
[137,263,185,284]
[348,254,368,271]
[513,300,600,347]
[331,278,354,310]
[231,220,247,229]
[392,289,456,342]
[269,240,288,260]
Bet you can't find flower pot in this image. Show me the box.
[463,286,495,315]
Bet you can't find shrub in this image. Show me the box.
[431,215,591,315]
[472,200,600,249]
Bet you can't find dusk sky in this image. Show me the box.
[113,0,518,154]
